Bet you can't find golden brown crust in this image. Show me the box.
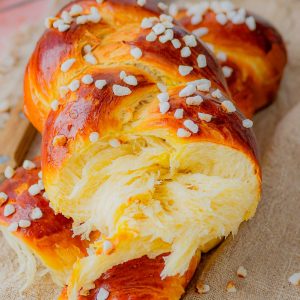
[42,84,259,175]
[0,159,88,275]
[58,253,200,300]
[20,0,275,298]
[175,8,287,117]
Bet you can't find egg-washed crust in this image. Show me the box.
[58,253,200,300]
[175,8,287,117]
[42,80,259,177]
[24,0,185,131]
[0,159,88,274]
[24,0,287,133]
[24,0,228,132]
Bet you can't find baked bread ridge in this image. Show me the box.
[26,0,263,298]
[58,252,200,300]
[174,1,287,118]
[0,160,88,287]
[18,0,283,299]
[23,0,287,132]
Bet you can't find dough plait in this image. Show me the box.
[7,0,288,299]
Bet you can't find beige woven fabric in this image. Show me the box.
[0,0,300,299]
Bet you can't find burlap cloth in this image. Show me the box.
[0,0,299,299]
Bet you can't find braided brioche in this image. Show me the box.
[1,0,287,299]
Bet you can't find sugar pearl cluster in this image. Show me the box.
[155,77,253,138]
[141,13,208,78]
[45,4,101,32]
[1,162,45,232]
[171,1,256,31]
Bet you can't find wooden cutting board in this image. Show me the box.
[0,100,36,179]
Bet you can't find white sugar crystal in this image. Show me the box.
[58,24,70,32]
[82,74,94,84]
[289,273,300,286]
[84,44,92,53]
[146,31,157,42]
[124,75,138,86]
[184,119,199,133]
[61,11,72,24]
[193,27,209,38]
[179,65,193,76]
[211,89,222,98]
[89,132,99,143]
[198,112,212,122]
[217,51,227,62]
[68,79,80,92]
[158,2,168,11]
[23,160,36,170]
[179,84,196,97]
[88,7,102,23]
[103,240,113,254]
[113,85,132,96]
[69,4,83,16]
[137,0,146,6]
[191,14,202,25]
[196,79,211,92]
[160,14,173,23]
[4,204,15,217]
[226,281,237,293]
[237,266,248,278]
[197,283,210,294]
[216,13,228,25]
[4,166,14,179]
[53,19,64,29]
[186,95,203,106]
[222,100,236,113]
[181,47,191,58]
[183,35,197,47]
[19,219,31,228]
[159,102,170,114]
[197,54,207,68]
[84,53,97,65]
[157,83,167,92]
[141,18,153,29]
[28,184,41,196]
[96,288,109,300]
[169,3,178,16]
[246,16,256,31]
[61,58,76,72]
[109,139,121,148]
[0,192,8,203]
[130,47,143,59]
[177,128,191,138]
[174,108,184,119]
[51,100,59,111]
[159,29,174,43]
[222,66,233,78]
[7,222,18,232]
[171,39,181,49]
[242,119,253,128]
[30,207,43,220]
[120,71,127,80]
[76,15,88,25]
[152,23,165,35]
[157,92,169,102]
[95,80,107,89]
